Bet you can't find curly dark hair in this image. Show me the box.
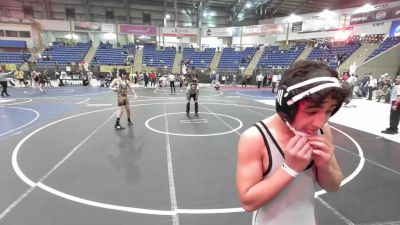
[276,60,352,123]
[280,60,351,106]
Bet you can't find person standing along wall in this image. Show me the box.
[0,71,13,97]
[381,75,400,134]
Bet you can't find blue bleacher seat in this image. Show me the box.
[217,47,257,70]
[307,42,360,69]
[182,48,215,68]
[258,44,305,69]
[365,37,400,62]
[37,42,90,66]
[0,52,31,65]
[92,43,136,66]
[142,45,176,68]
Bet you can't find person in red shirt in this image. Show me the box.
[149,70,156,87]
[341,72,349,82]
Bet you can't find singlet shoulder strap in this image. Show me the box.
[253,121,273,177]
[254,121,315,173]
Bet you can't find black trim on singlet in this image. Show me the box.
[260,121,285,157]
[254,123,273,177]
[259,121,316,172]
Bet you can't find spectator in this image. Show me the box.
[381,75,400,134]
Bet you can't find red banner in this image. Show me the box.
[119,24,157,36]
[242,24,285,36]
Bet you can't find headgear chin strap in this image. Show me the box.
[276,76,342,126]
[285,121,314,137]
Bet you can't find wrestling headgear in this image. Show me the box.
[276,76,342,124]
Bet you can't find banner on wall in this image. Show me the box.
[100,24,115,33]
[73,22,114,32]
[350,6,400,25]
[298,15,341,32]
[298,26,353,34]
[201,27,240,37]
[389,20,400,37]
[36,19,70,31]
[162,27,198,36]
[119,24,157,36]
[242,24,285,36]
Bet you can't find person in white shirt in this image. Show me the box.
[221,75,226,85]
[367,75,377,100]
[60,71,67,79]
[256,73,264,88]
[346,74,357,95]
[271,74,278,93]
[168,73,176,93]
[87,70,93,87]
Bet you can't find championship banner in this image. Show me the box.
[74,22,115,32]
[201,27,241,37]
[162,27,198,37]
[242,24,285,36]
[119,24,157,36]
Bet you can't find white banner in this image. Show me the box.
[100,24,115,33]
[201,27,241,37]
[162,27,198,36]
[35,19,70,31]
[301,17,340,31]
[242,24,285,36]
[74,21,115,32]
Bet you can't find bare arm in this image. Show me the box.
[308,124,343,192]
[109,78,118,91]
[236,127,295,212]
[127,82,138,98]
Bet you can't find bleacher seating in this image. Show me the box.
[93,43,136,65]
[37,42,90,65]
[258,45,305,69]
[217,47,257,70]
[307,42,361,69]
[365,36,400,61]
[122,43,137,52]
[142,45,176,68]
[182,48,215,68]
[0,52,30,65]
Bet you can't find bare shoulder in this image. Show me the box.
[238,126,264,157]
[110,78,118,84]
[127,81,133,88]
